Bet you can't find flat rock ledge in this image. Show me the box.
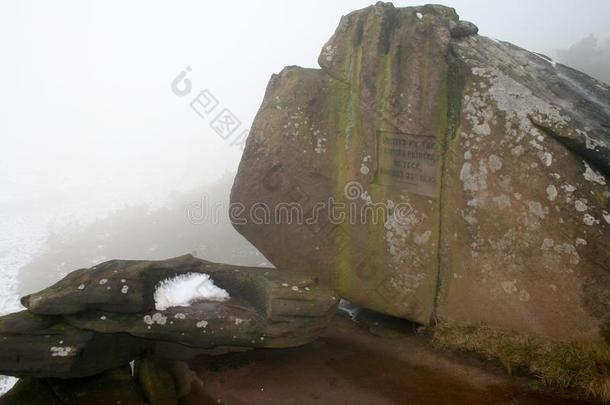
[0,255,338,380]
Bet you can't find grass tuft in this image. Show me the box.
[430,322,610,404]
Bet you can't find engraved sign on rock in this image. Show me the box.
[375,131,439,197]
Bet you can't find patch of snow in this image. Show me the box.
[154,273,230,311]
[0,378,17,394]
[416,12,423,20]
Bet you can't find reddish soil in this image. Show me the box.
[186,315,589,405]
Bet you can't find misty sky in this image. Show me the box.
[1,0,609,208]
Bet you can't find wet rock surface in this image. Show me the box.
[0,367,150,405]
[0,255,337,379]
[231,2,610,342]
[438,35,610,342]
[0,311,143,379]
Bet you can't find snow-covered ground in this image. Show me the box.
[0,174,185,394]
[0,200,48,393]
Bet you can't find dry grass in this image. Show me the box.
[430,322,610,404]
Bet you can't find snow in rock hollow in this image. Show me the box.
[153,272,230,311]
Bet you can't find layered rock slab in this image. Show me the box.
[22,255,338,348]
[0,255,338,379]
[230,2,610,342]
[0,311,142,379]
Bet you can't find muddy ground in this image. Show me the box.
[186,312,588,405]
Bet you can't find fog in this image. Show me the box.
[1,0,610,309]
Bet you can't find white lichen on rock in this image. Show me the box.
[583,214,599,226]
[144,312,167,326]
[488,154,503,173]
[574,199,589,212]
[314,136,327,154]
[50,346,75,357]
[583,162,606,185]
[321,44,336,62]
[546,185,558,201]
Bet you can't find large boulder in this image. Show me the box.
[230,2,610,342]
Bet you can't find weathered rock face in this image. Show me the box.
[230,2,610,342]
[0,311,143,379]
[0,367,151,405]
[232,3,459,326]
[0,255,337,379]
[438,36,610,343]
[21,255,209,315]
[22,255,338,349]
